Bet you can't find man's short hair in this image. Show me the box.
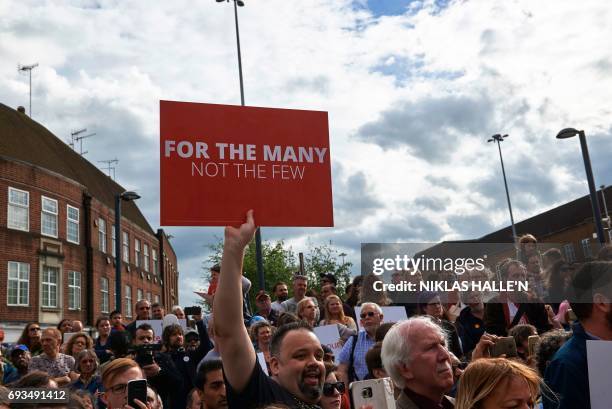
[100,357,140,387]
[360,302,383,315]
[110,310,122,319]
[381,317,447,389]
[569,261,612,320]
[211,264,221,273]
[270,322,315,358]
[151,302,162,309]
[195,359,224,390]
[136,323,154,333]
[272,281,287,293]
[42,327,62,342]
[292,274,307,282]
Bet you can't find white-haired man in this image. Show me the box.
[382,316,455,409]
[337,302,383,384]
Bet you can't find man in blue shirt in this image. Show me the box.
[544,261,612,409]
[338,302,383,383]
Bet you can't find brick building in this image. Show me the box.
[0,104,179,332]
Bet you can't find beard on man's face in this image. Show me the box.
[298,364,323,400]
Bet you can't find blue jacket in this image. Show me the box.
[543,322,594,409]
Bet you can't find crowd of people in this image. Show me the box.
[1,215,611,409]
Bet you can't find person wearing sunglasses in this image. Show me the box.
[319,362,347,409]
[17,322,43,356]
[338,302,383,386]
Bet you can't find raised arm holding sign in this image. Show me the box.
[214,211,326,409]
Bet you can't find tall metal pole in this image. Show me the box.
[18,63,38,117]
[226,0,264,290]
[114,196,123,313]
[601,185,610,237]
[578,131,606,244]
[489,134,518,255]
[29,69,32,116]
[234,0,245,106]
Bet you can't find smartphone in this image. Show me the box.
[490,336,518,358]
[528,335,540,357]
[184,306,202,316]
[127,379,147,408]
[350,378,396,409]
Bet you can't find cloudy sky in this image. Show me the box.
[2,0,612,307]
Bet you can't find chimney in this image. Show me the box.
[17,106,26,114]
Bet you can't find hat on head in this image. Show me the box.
[11,344,29,355]
[320,273,337,286]
[184,329,199,340]
[255,290,271,301]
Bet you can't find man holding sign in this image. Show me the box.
[214,211,326,409]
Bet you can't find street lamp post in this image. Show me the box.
[557,128,605,244]
[487,134,518,251]
[114,191,141,313]
[216,0,265,290]
[601,185,611,238]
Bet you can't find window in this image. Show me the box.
[125,285,132,318]
[42,266,59,308]
[563,243,576,263]
[7,261,29,306]
[146,292,151,302]
[101,277,110,313]
[41,196,58,237]
[154,294,160,304]
[66,205,79,244]
[135,239,141,268]
[581,238,593,259]
[111,225,116,257]
[137,288,143,302]
[8,187,29,231]
[152,249,158,275]
[122,231,129,263]
[68,271,81,310]
[99,218,107,253]
[143,244,150,272]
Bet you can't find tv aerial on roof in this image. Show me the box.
[69,128,96,155]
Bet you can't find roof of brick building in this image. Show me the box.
[0,103,155,235]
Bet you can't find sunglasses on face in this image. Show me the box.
[30,327,41,332]
[323,382,345,397]
[360,311,377,319]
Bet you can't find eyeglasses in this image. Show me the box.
[323,382,345,397]
[360,311,377,319]
[107,380,148,395]
[29,327,41,332]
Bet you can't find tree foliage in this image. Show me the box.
[200,236,353,307]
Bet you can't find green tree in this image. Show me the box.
[199,237,352,307]
[303,241,352,296]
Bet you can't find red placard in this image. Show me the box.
[160,100,333,227]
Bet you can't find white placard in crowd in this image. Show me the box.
[586,340,612,409]
[314,324,342,364]
[257,352,269,376]
[63,332,77,343]
[354,306,407,331]
[136,318,188,343]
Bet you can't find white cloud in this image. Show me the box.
[2,0,611,306]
